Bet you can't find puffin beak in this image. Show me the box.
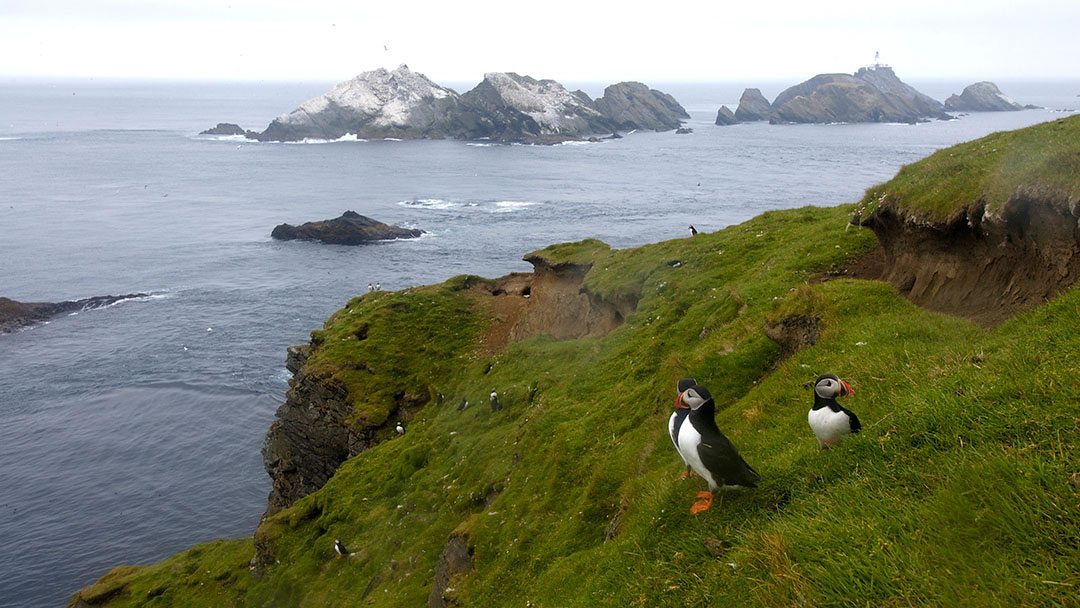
[675,391,689,409]
[840,380,854,397]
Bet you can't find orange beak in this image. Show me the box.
[840,380,854,397]
[675,391,689,409]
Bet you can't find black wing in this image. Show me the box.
[696,427,764,487]
[840,405,862,433]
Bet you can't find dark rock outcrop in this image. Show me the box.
[859,186,1080,326]
[1,294,150,334]
[734,88,771,122]
[428,532,474,608]
[944,82,1024,112]
[714,105,737,125]
[199,123,258,137]
[770,66,949,124]
[592,81,689,131]
[271,211,423,245]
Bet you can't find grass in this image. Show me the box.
[71,119,1080,607]
[856,114,1080,223]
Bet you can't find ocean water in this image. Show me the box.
[0,77,1076,607]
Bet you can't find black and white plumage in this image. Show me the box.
[678,384,763,513]
[334,539,349,559]
[490,389,503,412]
[808,374,860,449]
[395,422,405,435]
[689,225,698,236]
[668,377,698,479]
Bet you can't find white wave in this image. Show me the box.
[281,133,368,145]
[0,136,21,141]
[382,137,404,142]
[558,139,599,146]
[493,201,538,212]
[196,134,250,142]
[466,142,498,147]
[398,198,456,210]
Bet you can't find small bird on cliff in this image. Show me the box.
[689,225,698,236]
[375,282,381,291]
[678,384,764,513]
[334,539,350,559]
[808,374,860,449]
[668,377,698,479]
[368,283,374,292]
[490,389,503,411]
[395,422,405,435]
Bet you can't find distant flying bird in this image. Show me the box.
[808,374,860,449]
[669,377,698,479]
[678,384,763,513]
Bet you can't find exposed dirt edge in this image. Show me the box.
[858,186,1080,327]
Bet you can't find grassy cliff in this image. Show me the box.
[72,119,1080,607]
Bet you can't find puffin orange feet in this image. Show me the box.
[690,491,713,514]
[678,466,696,480]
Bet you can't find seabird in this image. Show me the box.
[334,539,349,559]
[678,384,763,513]
[490,389,503,411]
[395,422,405,434]
[368,283,374,292]
[689,225,698,236]
[808,374,859,449]
[668,377,698,479]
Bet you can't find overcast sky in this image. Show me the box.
[2,0,1078,83]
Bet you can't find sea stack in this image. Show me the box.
[734,88,772,122]
[769,65,948,124]
[944,82,1025,112]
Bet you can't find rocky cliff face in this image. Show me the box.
[592,81,688,131]
[945,82,1024,112]
[256,65,461,141]
[260,248,639,519]
[770,67,948,124]
[733,88,771,122]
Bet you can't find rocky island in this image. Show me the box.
[271,211,423,245]
[208,65,688,143]
[944,81,1027,112]
[723,64,950,125]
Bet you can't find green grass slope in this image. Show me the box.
[73,122,1080,607]
[857,115,1080,222]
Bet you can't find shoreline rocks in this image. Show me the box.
[271,211,423,245]
[1,294,150,333]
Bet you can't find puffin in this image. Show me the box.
[689,225,698,236]
[395,422,405,435]
[668,377,698,479]
[490,389,503,412]
[808,374,859,449]
[678,384,764,513]
[334,539,350,559]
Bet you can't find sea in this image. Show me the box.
[0,76,1076,607]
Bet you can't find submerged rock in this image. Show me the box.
[271,211,423,245]
[944,82,1025,112]
[199,122,258,137]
